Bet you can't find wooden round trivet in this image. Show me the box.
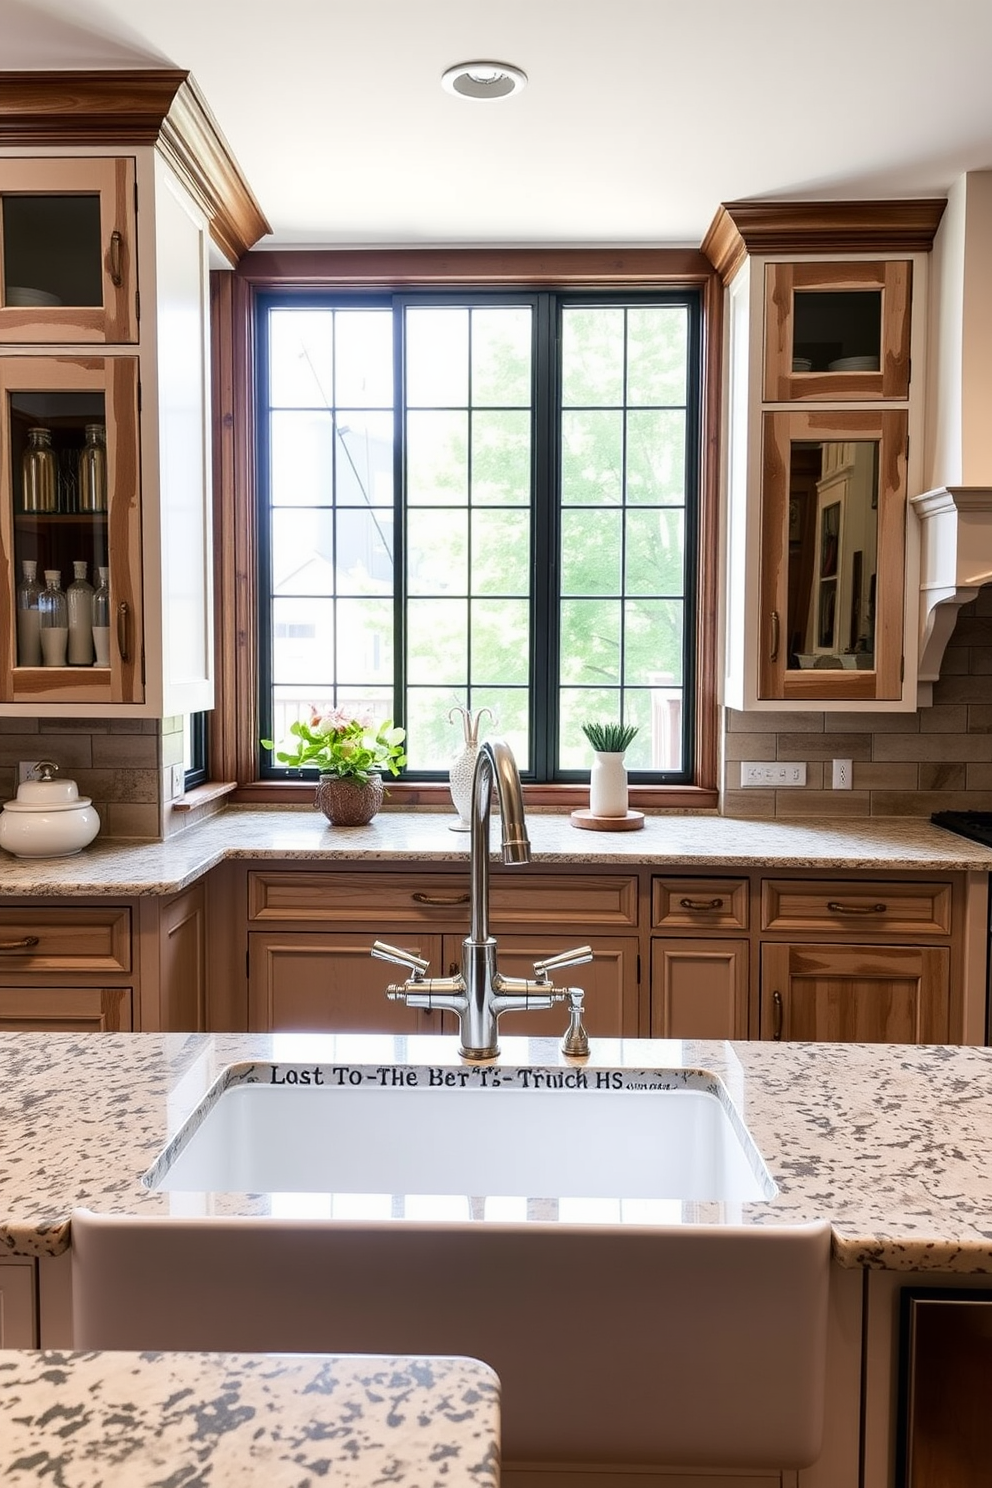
[570,808,645,832]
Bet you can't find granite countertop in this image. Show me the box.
[0,807,990,895]
[4,1030,992,1274]
[0,1349,500,1487]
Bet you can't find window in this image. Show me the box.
[254,285,702,785]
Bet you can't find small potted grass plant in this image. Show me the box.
[581,721,639,818]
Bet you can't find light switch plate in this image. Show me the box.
[740,761,807,788]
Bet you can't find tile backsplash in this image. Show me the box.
[722,582,992,817]
[0,715,186,839]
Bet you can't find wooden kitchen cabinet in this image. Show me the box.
[0,898,133,1029]
[0,353,142,704]
[248,930,446,1034]
[0,1258,37,1346]
[705,200,944,714]
[650,876,750,1039]
[440,933,640,1040]
[0,73,266,717]
[759,943,950,1043]
[244,867,641,1038]
[652,939,749,1039]
[0,157,137,344]
[0,985,132,1031]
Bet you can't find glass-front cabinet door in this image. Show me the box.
[758,408,908,702]
[0,356,143,704]
[0,158,137,344]
[763,261,911,403]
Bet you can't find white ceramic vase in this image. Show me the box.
[447,705,495,831]
[589,750,628,818]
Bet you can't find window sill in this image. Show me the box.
[171,781,239,813]
[228,781,718,812]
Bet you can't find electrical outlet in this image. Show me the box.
[739,761,807,788]
[170,763,186,800]
[832,758,853,790]
[18,760,40,783]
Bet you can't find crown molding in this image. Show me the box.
[701,198,948,282]
[0,70,269,260]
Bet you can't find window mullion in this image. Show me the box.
[530,292,558,781]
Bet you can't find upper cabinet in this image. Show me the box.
[0,158,138,344]
[0,71,269,717]
[704,200,945,711]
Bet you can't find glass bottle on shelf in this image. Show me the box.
[67,560,95,665]
[38,570,68,667]
[22,427,56,513]
[78,423,107,512]
[92,566,111,668]
[16,559,42,667]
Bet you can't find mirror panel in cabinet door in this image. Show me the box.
[763,260,911,402]
[0,158,138,344]
[758,408,907,702]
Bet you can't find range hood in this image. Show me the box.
[910,486,992,702]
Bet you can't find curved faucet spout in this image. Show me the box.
[470,739,531,943]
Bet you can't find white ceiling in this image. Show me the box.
[4,0,992,251]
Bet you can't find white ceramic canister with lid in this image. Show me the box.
[0,760,101,858]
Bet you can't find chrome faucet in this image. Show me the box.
[372,738,591,1061]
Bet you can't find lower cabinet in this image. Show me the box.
[248,931,446,1033]
[759,944,950,1043]
[0,985,132,1031]
[447,933,640,1040]
[247,929,640,1039]
[0,1258,36,1346]
[651,939,749,1039]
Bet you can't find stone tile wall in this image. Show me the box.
[722,583,992,817]
[0,715,187,839]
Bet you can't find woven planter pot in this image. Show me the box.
[314,772,384,826]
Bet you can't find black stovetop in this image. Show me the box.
[931,811,992,848]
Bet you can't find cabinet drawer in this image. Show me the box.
[0,908,131,972]
[761,879,952,936]
[0,986,132,1031]
[652,877,748,931]
[248,871,638,928]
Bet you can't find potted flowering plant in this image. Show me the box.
[262,709,407,825]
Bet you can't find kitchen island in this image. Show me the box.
[2,1029,991,1487]
[0,1349,500,1488]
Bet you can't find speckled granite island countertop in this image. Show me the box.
[0,807,989,895]
[0,1349,500,1487]
[5,1030,992,1274]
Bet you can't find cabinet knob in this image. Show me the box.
[411,892,470,907]
[769,610,780,663]
[679,897,724,912]
[826,901,887,915]
[772,989,783,1041]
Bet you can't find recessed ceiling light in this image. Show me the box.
[441,61,527,101]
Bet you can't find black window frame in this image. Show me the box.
[254,284,703,786]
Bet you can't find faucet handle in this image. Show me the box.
[371,940,430,979]
[532,944,593,981]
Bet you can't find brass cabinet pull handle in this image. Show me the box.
[679,897,724,911]
[773,990,783,1041]
[0,936,40,952]
[412,892,471,906]
[117,602,129,662]
[826,901,887,915]
[770,610,780,663]
[109,230,124,287]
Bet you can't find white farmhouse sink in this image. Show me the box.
[150,1063,775,1204]
[73,1060,831,1472]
